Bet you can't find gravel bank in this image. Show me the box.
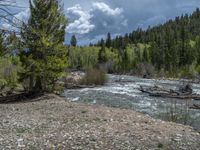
[0,94,200,150]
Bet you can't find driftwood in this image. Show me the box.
[140,85,200,100]
[65,84,95,89]
[114,79,135,83]
[190,104,200,109]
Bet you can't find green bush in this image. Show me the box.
[179,64,197,79]
[80,68,107,85]
[196,65,200,74]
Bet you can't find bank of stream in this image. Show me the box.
[63,74,200,132]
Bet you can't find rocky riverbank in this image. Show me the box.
[0,94,200,150]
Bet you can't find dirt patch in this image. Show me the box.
[0,94,200,150]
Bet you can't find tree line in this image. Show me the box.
[93,8,200,77]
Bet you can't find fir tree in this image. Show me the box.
[105,33,111,48]
[20,0,67,92]
[98,39,106,63]
[70,35,77,47]
[196,36,200,64]
[143,46,149,63]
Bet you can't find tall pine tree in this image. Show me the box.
[20,0,67,92]
[70,35,77,47]
[98,39,106,63]
[105,33,111,48]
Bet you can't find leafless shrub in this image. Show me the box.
[133,62,155,78]
[80,68,107,85]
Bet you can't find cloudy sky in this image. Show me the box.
[1,0,200,45]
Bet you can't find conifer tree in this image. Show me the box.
[20,0,67,92]
[143,46,149,63]
[98,39,106,63]
[105,33,111,48]
[195,36,200,64]
[70,35,77,47]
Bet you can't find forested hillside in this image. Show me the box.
[93,8,200,78]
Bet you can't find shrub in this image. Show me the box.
[157,143,164,148]
[179,65,197,79]
[133,62,155,78]
[80,68,107,85]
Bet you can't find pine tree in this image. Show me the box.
[89,43,93,47]
[70,35,77,47]
[196,36,200,64]
[20,0,67,92]
[105,33,111,48]
[142,46,149,62]
[98,39,106,63]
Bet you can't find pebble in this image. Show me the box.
[17,138,25,148]
[174,137,181,142]
[0,96,200,149]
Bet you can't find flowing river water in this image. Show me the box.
[63,74,200,132]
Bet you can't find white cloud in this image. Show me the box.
[66,4,95,34]
[92,2,123,16]
[1,1,127,45]
[88,2,127,36]
[66,2,127,40]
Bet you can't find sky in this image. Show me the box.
[1,0,200,45]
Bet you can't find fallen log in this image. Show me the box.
[140,86,200,100]
[148,92,200,100]
[190,104,200,109]
[140,86,179,95]
[114,79,135,83]
[65,84,95,89]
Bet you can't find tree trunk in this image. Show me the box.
[34,76,42,92]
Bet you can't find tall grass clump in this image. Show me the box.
[80,68,107,85]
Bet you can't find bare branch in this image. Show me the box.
[0,0,28,33]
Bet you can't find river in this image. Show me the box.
[63,74,200,132]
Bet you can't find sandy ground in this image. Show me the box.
[0,94,200,150]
